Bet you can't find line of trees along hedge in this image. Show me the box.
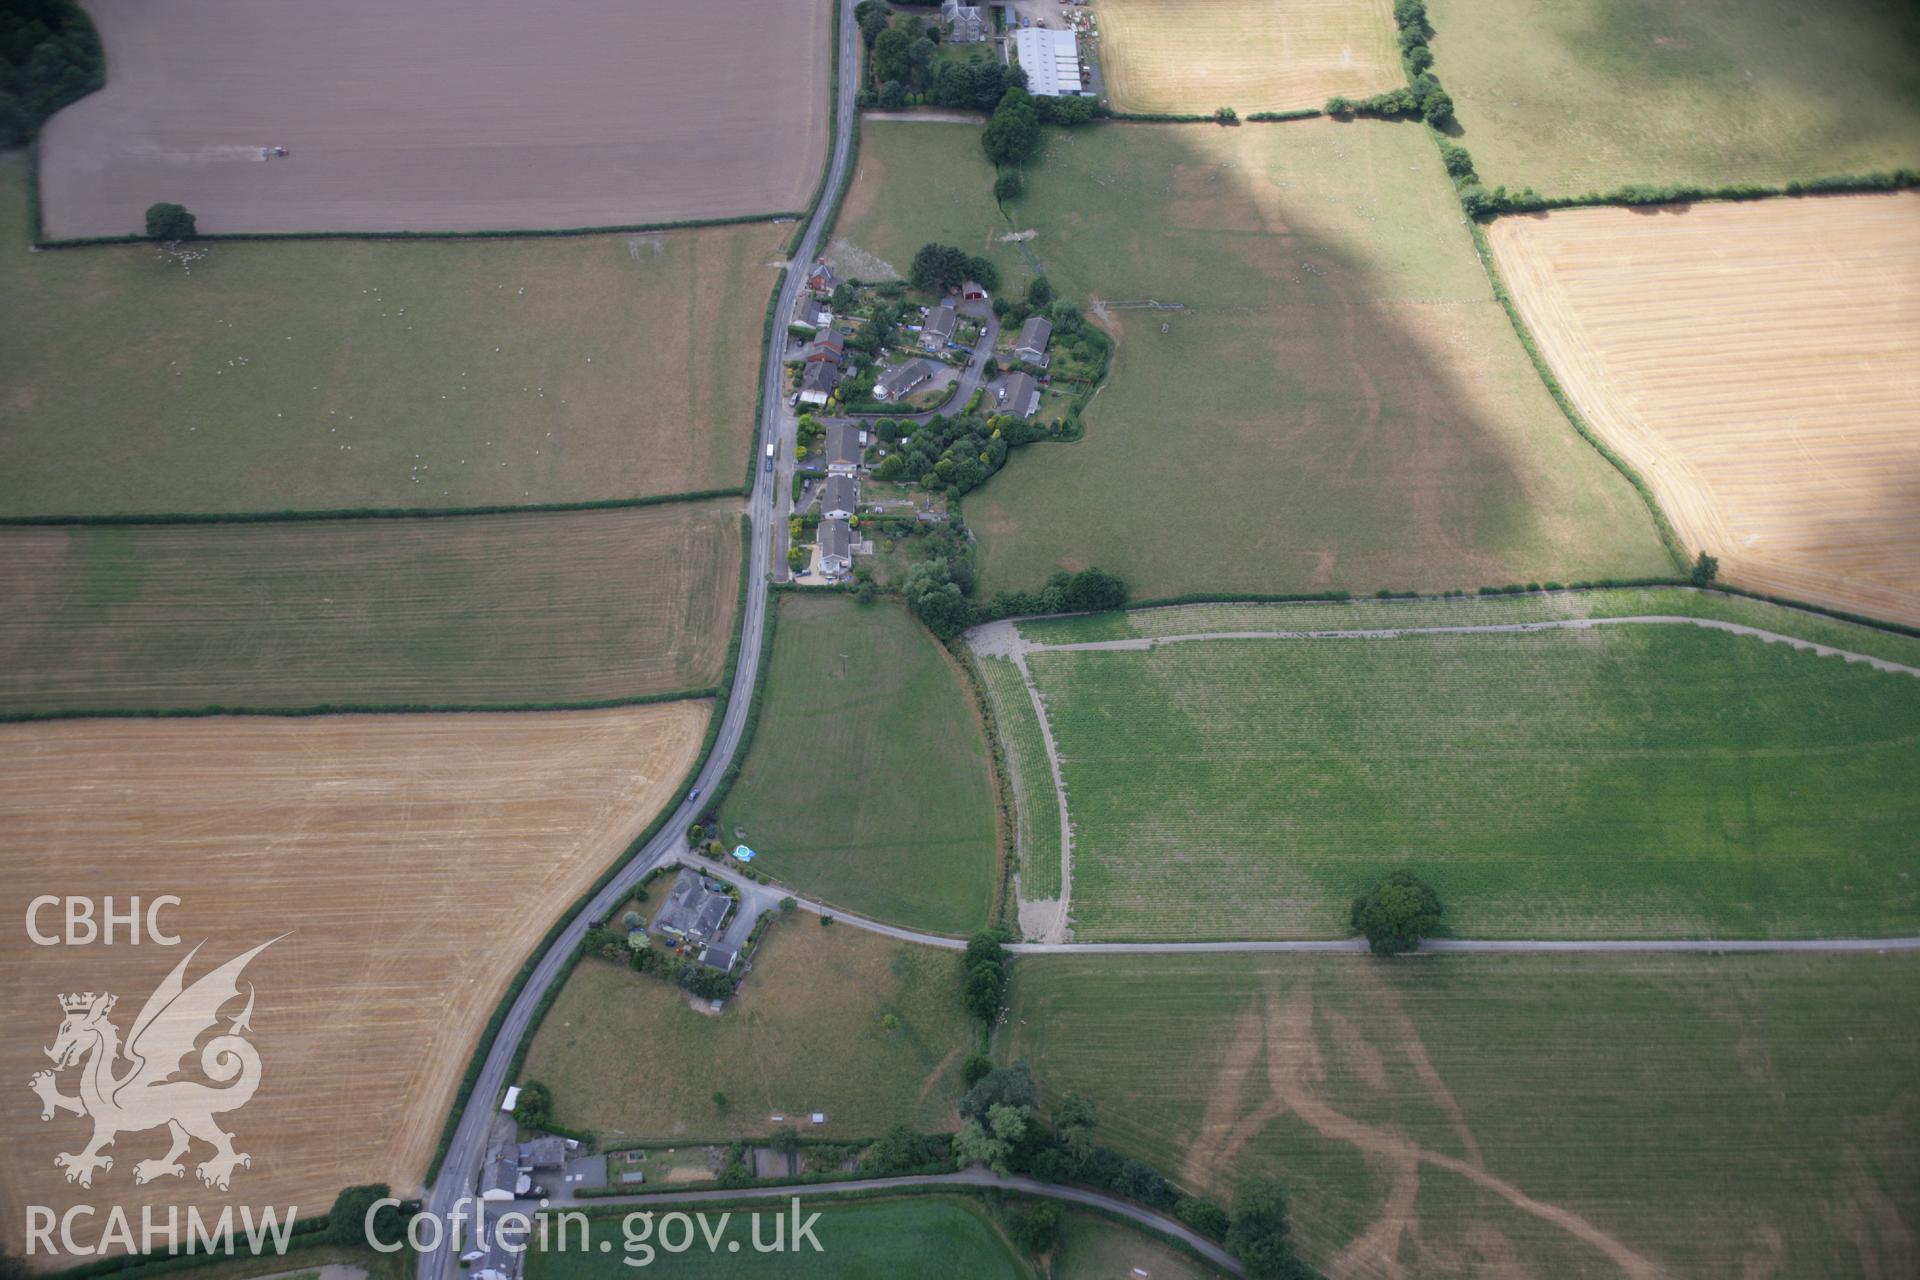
[0,0,102,146]
[1324,0,1451,125]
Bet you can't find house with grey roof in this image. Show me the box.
[875,358,936,402]
[791,293,831,334]
[701,942,739,973]
[822,473,859,520]
[518,1137,567,1171]
[480,1150,527,1202]
[942,0,985,43]
[825,422,866,473]
[920,302,958,351]
[799,359,842,406]
[996,371,1042,419]
[651,871,734,947]
[820,518,853,574]
[1013,316,1053,367]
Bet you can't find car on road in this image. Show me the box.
[690,787,701,800]
[788,392,800,408]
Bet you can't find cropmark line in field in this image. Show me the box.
[1025,615,1920,678]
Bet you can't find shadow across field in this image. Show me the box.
[959,119,1673,599]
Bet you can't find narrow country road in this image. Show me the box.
[411,5,861,1277]
[554,1169,1244,1274]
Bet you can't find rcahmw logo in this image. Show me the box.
[22,910,300,1259]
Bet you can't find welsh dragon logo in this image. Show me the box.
[29,938,280,1190]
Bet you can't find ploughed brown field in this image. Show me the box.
[37,0,832,238]
[0,705,707,1264]
[1488,193,1920,627]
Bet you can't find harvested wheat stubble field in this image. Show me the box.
[1096,0,1400,115]
[0,705,708,1263]
[0,153,782,516]
[1489,193,1920,628]
[1009,620,1920,940]
[1006,952,1920,1279]
[522,918,973,1142]
[0,503,741,715]
[37,0,831,239]
[962,120,1671,598]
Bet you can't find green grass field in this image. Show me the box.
[720,594,999,935]
[824,118,1018,283]
[1004,951,1920,1278]
[0,151,782,515]
[526,1197,1029,1279]
[1001,616,1920,939]
[1049,1206,1223,1279]
[937,119,1671,599]
[520,915,974,1141]
[1429,0,1920,198]
[0,503,741,713]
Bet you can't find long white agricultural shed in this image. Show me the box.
[1013,27,1085,97]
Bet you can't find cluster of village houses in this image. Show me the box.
[790,261,1056,578]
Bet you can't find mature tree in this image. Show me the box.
[1227,1179,1311,1279]
[326,1185,402,1248]
[1116,1159,1174,1207]
[963,962,1006,1021]
[512,1080,552,1126]
[878,79,907,111]
[960,1051,994,1087]
[908,36,937,77]
[1052,1091,1097,1133]
[769,1126,803,1157]
[959,1062,1037,1119]
[954,1104,1029,1174]
[871,23,915,84]
[1062,566,1127,613]
[966,255,1000,292]
[910,242,972,293]
[855,0,891,46]
[866,1122,942,1174]
[1025,276,1055,309]
[145,201,196,241]
[1420,86,1454,124]
[1349,872,1443,955]
[1176,1196,1232,1240]
[1690,550,1719,586]
[981,88,1041,166]
[1009,1202,1060,1254]
[1438,141,1475,179]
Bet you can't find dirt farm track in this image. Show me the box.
[37,0,832,238]
[0,705,708,1258]
[1489,193,1920,629]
